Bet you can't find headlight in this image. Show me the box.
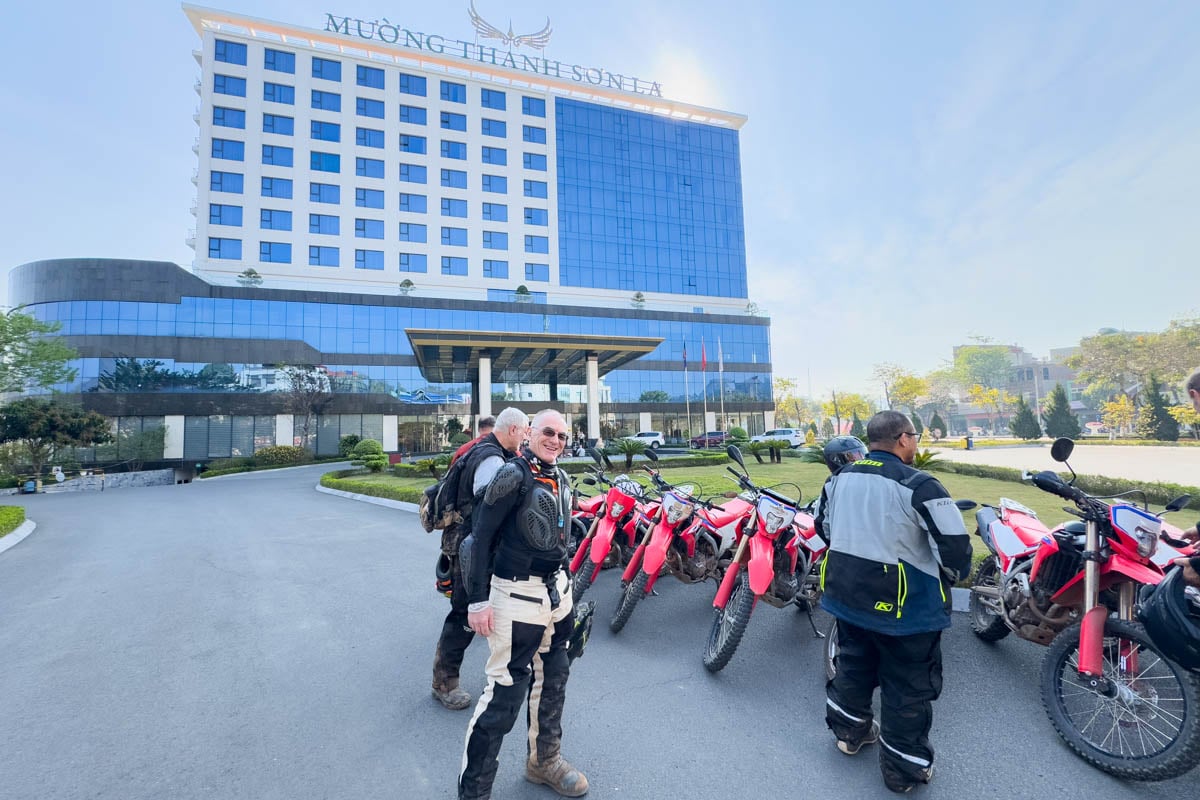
[757,495,796,535]
[663,492,694,524]
[609,501,627,518]
[1134,524,1159,558]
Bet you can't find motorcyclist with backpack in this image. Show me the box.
[431,407,528,710]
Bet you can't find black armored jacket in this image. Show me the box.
[816,450,973,635]
[465,449,573,605]
[451,432,513,529]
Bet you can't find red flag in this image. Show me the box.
[701,341,708,372]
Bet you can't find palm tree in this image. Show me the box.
[612,438,646,470]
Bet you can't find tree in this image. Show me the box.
[639,389,669,403]
[773,377,818,428]
[1042,383,1081,439]
[909,412,924,437]
[1168,403,1200,440]
[821,392,872,435]
[1101,395,1136,438]
[820,418,834,437]
[445,417,464,439]
[951,344,1013,390]
[631,291,646,309]
[0,399,112,478]
[282,365,333,451]
[1067,331,1147,401]
[928,411,947,440]
[1009,396,1042,440]
[1136,375,1179,441]
[120,425,166,471]
[0,309,78,393]
[850,412,865,439]
[967,384,1016,434]
[398,278,415,295]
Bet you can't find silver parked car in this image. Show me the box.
[749,428,805,448]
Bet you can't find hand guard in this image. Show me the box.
[458,533,477,600]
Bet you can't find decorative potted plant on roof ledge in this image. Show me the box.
[745,301,761,316]
[631,291,646,309]
[236,268,263,287]
[398,279,415,296]
[514,284,533,303]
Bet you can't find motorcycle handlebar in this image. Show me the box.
[1031,470,1088,505]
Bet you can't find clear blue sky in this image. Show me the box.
[3,1,1198,400]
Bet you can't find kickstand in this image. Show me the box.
[804,608,825,639]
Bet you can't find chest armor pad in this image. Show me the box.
[518,481,566,551]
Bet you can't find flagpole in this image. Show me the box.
[683,343,692,443]
[718,337,726,430]
[702,339,709,432]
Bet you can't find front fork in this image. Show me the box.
[1076,520,1139,681]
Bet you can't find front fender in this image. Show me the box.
[588,517,620,566]
[641,519,676,577]
[747,534,776,596]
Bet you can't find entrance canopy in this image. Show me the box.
[404,329,663,384]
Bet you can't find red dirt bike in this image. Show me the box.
[969,437,1200,780]
[608,462,752,634]
[702,445,820,672]
[569,449,659,601]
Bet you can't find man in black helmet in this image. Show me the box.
[458,409,587,800]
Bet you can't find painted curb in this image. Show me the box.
[0,519,38,556]
[202,461,353,480]
[315,484,419,513]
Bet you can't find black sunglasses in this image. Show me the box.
[539,427,569,442]
[896,431,922,442]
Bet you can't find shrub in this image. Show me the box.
[321,470,425,503]
[729,426,749,441]
[338,434,362,457]
[253,445,309,466]
[911,449,942,470]
[351,439,384,458]
[929,412,947,441]
[450,432,471,446]
[207,457,254,472]
[0,505,26,537]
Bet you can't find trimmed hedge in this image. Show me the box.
[929,460,1200,511]
[0,505,26,537]
[253,445,310,466]
[392,453,727,477]
[199,455,344,479]
[321,470,424,503]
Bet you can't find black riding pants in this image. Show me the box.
[433,556,475,689]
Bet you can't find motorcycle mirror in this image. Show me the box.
[602,452,614,471]
[726,444,746,470]
[644,448,659,462]
[954,499,978,511]
[582,477,596,486]
[587,447,603,467]
[1050,437,1075,463]
[1165,495,1191,513]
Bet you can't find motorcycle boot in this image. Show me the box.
[881,759,932,794]
[431,677,472,710]
[837,719,880,755]
[525,753,589,797]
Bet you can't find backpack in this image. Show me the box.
[418,454,472,533]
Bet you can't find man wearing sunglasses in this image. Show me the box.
[458,409,587,800]
[816,410,972,794]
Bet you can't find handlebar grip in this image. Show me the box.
[1031,471,1086,504]
[726,466,740,478]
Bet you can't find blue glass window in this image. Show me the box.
[523,179,547,198]
[440,112,466,131]
[399,193,427,213]
[481,88,506,110]
[525,262,550,281]
[260,209,292,231]
[524,234,549,253]
[398,222,427,242]
[259,241,291,262]
[310,182,340,203]
[398,73,426,96]
[355,188,384,208]
[523,152,547,171]
[309,245,339,266]
[524,207,548,226]
[522,125,547,144]
[355,157,384,178]
[261,177,292,198]
[441,256,468,275]
[213,107,245,129]
[482,231,508,250]
[441,227,467,246]
[214,39,247,65]
[263,113,293,135]
[310,151,340,172]
[312,57,341,82]
[399,105,427,125]
[261,144,293,166]
[214,74,246,97]
[399,134,426,154]
[310,120,340,142]
[399,163,427,184]
[522,96,546,117]
[210,171,243,193]
[356,97,385,119]
[441,169,467,189]
[209,203,242,226]
[355,218,384,239]
[440,81,466,103]
[482,259,508,278]
[482,175,507,194]
[311,90,341,112]
[356,127,384,148]
[211,138,245,161]
[309,213,339,234]
[355,249,384,270]
[264,49,295,74]
[357,65,385,89]
[482,203,507,222]
[481,146,507,166]
[441,198,467,218]
[440,140,466,160]
[399,253,427,272]
[481,118,506,138]
[263,82,295,105]
[208,237,242,259]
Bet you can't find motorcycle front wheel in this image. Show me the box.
[1040,616,1200,781]
[609,570,649,633]
[702,573,755,673]
[572,559,597,602]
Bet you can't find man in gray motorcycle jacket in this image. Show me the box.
[457,410,587,800]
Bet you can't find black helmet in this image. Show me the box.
[823,435,867,473]
[435,553,454,598]
[1138,566,1200,672]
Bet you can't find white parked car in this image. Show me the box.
[623,431,665,449]
[750,428,805,448]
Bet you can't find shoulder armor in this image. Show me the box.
[484,460,527,505]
